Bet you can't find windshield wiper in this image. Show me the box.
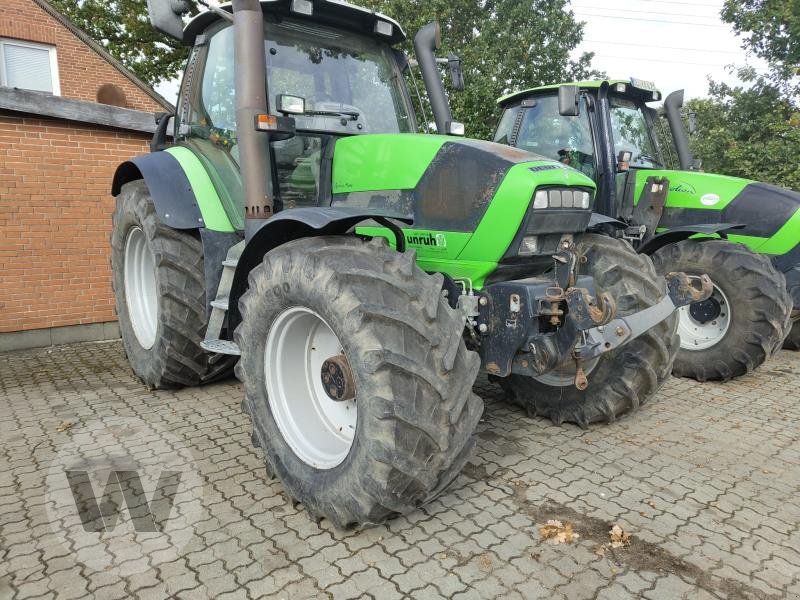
[635,153,663,167]
[303,109,360,120]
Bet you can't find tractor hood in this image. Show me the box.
[634,168,800,253]
[330,134,597,284]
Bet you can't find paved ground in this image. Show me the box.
[1,341,799,600]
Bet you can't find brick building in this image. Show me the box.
[0,0,172,351]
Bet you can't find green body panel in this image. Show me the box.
[459,162,594,263]
[633,169,751,210]
[332,134,453,194]
[728,209,800,254]
[633,169,800,256]
[165,146,235,232]
[349,143,596,288]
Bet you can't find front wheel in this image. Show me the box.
[499,234,679,428]
[652,240,792,380]
[235,236,483,528]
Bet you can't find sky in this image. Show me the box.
[569,0,766,100]
[156,0,765,105]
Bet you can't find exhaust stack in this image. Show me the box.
[413,22,453,135]
[664,90,694,171]
[232,0,274,241]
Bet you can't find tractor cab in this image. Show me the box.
[173,3,418,222]
[494,79,669,222]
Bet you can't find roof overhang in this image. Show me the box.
[497,79,663,107]
[183,0,406,46]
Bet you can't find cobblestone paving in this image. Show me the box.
[1,340,799,599]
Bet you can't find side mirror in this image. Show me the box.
[558,85,580,117]
[687,111,698,135]
[146,0,188,41]
[447,54,464,91]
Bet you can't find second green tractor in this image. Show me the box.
[493,80,798,381]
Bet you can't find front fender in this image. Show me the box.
[227,207,411,334]
[637,223,745,255]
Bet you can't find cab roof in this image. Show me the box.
[184,0,406,46]
[497,79,663,107]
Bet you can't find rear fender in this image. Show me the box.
[227,207,412,335]
[637,223,744,255]
[111,148,234,232]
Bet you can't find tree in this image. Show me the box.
[686,75,800,190]
[49,0,197,86]
[51,0,595,138]
[359,0,597,138]
[721,0,800,95]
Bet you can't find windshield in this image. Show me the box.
[608,95,663,168]
[266,20,413,134]
[494,94,596,179]
[198,21,413,137]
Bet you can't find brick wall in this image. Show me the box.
[0,116,151,333]
[0,0,165,112]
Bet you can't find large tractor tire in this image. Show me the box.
[652,240,792,381]
[499,234,678,428]
[235,236,483,528]
[782,266,800,350]
[111,180,236,389]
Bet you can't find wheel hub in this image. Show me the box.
[688,297,722,324]
[264,307,357,470]
[321,355,356,402]
[123,226,158,350]
[677,282,731,351]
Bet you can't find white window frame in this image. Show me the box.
[0,38,61,96]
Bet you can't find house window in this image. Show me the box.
[0,39,60,95]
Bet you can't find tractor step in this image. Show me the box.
[200,339,241,356]
[203,240,244,356]
[210,298,229,310]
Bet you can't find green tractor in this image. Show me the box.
[111,2,709,527]
[493,80,798,381]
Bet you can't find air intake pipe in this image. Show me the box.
[664,89,693,171]
[413,22,453,135]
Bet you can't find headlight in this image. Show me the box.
[518,236,538,256]
[533,188,591,210]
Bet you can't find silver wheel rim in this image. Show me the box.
[264,307,357,469]
[533,357,599,387]
[123,226,158,350]
[678,283,731,351]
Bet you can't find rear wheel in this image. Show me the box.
[235,236,483,528]
[499,234,679,428]
[652,240,792,380]
[111,180,235,388]
[782,266,800,350]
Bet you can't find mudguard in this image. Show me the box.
[637,223,745,255]
[226,207,412,334]
[111,148,234,232]
[112,151,204,229]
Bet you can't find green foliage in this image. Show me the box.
[681,0,800,190]
[49,0,594,138]
[687,77,800,190]
[48,0,196,86]
[359,0,597,139]
[722,0,800,91]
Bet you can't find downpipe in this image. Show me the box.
[413,22,453,134]
[231,0,274,242]
[664,90,694,171]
